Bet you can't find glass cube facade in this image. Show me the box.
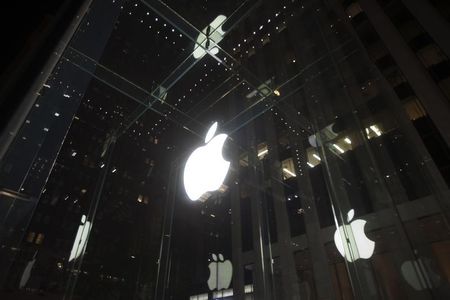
[0,0,449,299]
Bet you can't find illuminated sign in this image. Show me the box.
[334,209,375,262]
[183,122,230,201]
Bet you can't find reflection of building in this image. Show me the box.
[340,0,450,183]
[158,0,450,299]
[0,0,449,299]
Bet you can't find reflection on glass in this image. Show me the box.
[207,253,232,291]
[193,15,227,59]
[68,214,92,262]
[334,209,375,262]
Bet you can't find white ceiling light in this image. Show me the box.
[257,149,268,157]
[370,125,382,136]
[332,144,345,154]
[283,168,296,177]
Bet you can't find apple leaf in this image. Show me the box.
[205,122,218,143]
[347,209,355,222]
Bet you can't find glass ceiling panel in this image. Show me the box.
[61,0,366,148]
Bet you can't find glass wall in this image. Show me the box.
[0,0,449,299]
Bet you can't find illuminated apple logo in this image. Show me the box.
[183,122,230,201]
[193,15,227,59]
[69,214,92,261]
[207,253,233,291]
[334,209,375,262]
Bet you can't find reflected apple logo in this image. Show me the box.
[207,253,233,291]
[334,209,375,262]
[184,122,230,201]
[69,214,92,261]
[193,15,227,59]
[19,251,38,289]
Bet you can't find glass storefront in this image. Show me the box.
[0,0,449,299]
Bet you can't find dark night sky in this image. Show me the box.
[1,1,63,70]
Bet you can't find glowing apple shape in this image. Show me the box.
[334,209,375,262]
[193,15,227,59]
[184,122,230,201]
[207,253,233,291]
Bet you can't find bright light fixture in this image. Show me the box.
[333,144,345,154]
[344,137,352,144]
[257,149,268,157]
[283,168,296,177]
[312,154,321,161]
[307,162,314,168]
[193,15,227,59]
[370,125,382,136]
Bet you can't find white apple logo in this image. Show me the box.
[207,253,233,291]
[183,122,230,201]
[193,15,227,59]
[69,214,92,261]
[334,209,375,262]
